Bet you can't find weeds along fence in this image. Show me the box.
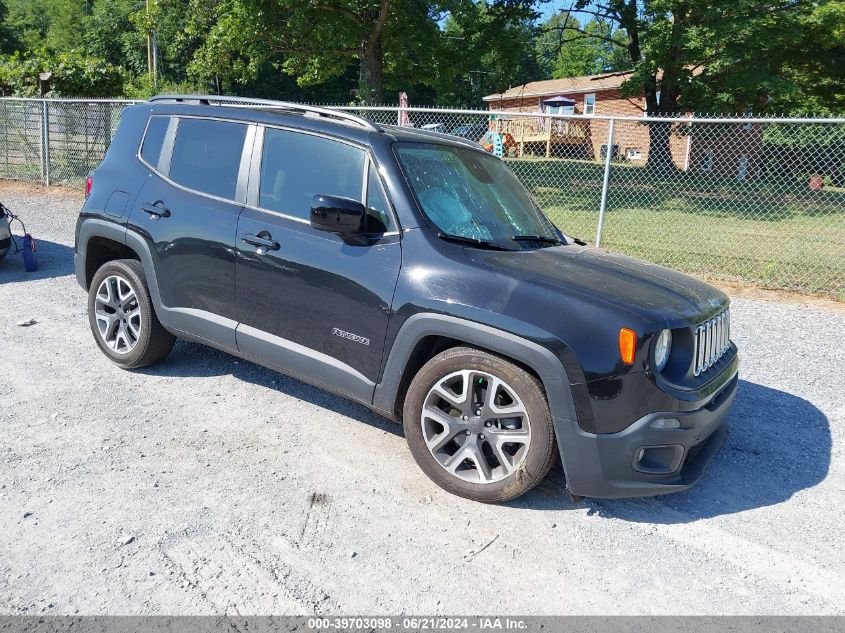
[1,97,844,299]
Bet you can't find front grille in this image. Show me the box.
[693,308,731,376]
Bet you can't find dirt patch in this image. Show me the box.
[706,277,845,313]
[0,178,84,200]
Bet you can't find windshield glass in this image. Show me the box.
[394,142,560,248]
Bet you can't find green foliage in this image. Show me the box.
[0,49,124,96]
[561,0,842,117]
[434,1,542,106]
[4,0,88,53]
[85,0,148,76]
[0,0,19,53]
[0,0,840,112]
[534,13,631,79]
[121,72,202,100]
[554,18,630,79]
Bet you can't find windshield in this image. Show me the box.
[395,142,560,249]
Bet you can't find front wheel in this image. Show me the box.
[403,347,556,503]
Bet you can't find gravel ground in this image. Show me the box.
[1,182,844,616]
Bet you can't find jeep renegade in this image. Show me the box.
[75,96,738,502]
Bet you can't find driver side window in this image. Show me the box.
[259,127,365,221]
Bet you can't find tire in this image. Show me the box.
[403,346,556,503]
[87,259,175,369]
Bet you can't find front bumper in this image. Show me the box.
[554,371,738,498]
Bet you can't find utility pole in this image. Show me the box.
[146,0,158,86]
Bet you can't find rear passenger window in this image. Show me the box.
[140,116,169,167]
[168,118,247,200]
[259,128,364,220]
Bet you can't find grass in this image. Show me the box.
[508,157,845,300]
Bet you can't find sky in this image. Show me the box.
[536,1,600,26]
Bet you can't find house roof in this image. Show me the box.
[482,71,633,102]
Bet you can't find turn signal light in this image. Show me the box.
[619,328,637,364]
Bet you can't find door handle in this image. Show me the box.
[141,200,171,219]
[242,232,280,252]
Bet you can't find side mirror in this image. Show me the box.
[310,195,366,242]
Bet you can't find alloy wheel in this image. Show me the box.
[94,275,142,355]
[421,369,531,484]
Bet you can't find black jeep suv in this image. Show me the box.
[75,95,738,503]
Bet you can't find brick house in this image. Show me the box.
[482,71,763,178]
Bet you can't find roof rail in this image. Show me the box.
[148,95,381,133]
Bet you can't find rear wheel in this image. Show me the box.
[403,347,556,503]
[87,259,175,369]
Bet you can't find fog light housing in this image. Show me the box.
[650,417,680,429]
[633,444,685,474]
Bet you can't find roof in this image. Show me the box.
[482,71,633,102]
[142,99,484,152]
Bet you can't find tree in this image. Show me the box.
[0,1,18,53]
[535,13,630,79]
[766,0,845,115]
[554,0,817,168]
[186,0,403,103]
[85,0,148,76]
[434,0,542,106]
[551,17,630,78]
[0,49,124,96]
[4,0,88,53]
[186,0,539,104]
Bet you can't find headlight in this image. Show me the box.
[654,329,672,371]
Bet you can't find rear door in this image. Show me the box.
[128,115,253,349]
[234,125,401,400]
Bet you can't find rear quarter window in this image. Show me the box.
[140,116,169,168]
[168,118,247,200]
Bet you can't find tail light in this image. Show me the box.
[85,176,93,198]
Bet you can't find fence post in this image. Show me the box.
[42,99,51,186]
[595,117,615,247]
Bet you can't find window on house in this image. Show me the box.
[584,94,596,115]
[703,150,715,173]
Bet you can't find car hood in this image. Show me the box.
[467,245,728,323]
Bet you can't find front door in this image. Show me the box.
[235,126,401,401]
[128,115,252,349]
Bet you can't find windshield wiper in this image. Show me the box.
[437,232,515,251]
[513,234,589,246]
[512,234,565,246]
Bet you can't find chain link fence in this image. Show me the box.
[1,97,843,299]
[0,97,135,185]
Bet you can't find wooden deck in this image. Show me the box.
[493,116,588,157]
